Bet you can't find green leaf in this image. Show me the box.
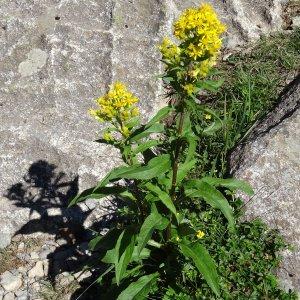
[181,113,192,137]
[96,265,114,284]
[89,228,122,251]
[202,177,254,195]
[125,116,140,129]
[68,187,101,207]
[121,265,143,281]
[120,154,171,180]
[93,165,134,190]
[197,79,224,92]
[163,77,174,84]
[177,134,198,184]
[117,273,159,300]
[177,223,196,237]
[202,108,223,135]
[116,234,136,285]
[184,180,235,230]
[115,228,136,285]
[132,140,160,155]
[146,106,173,127]
[136,212,168,256]
[102,248,116,264]
[179,243,220,297]
[132,247,151,262]
[157,174,172,191]
[69,186,130,207]
[129,123,164,142]
[184,134,198,162]
[145,183,177,218]
[177,159,196,184]
[93,154,171,191]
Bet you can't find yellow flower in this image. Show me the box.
[190,56,217,79]
[183,83,196,96]
[176,236,180,242]
[121,126,130,137]
[131,107,140,117]
[173,4,226,60]
[159,37,181,63]
[196,230,205,239]
[204,114,212,120]
[103,131,114,142]
[90,82,139,124]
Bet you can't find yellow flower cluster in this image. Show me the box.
[183,83,196,96]
[103,131,113,142]
[196,230,205,239]
[90,82,139,138]
[159,37,181,63]
[173,4,226,60]
[189,56,217,79]
[90,82,139,124]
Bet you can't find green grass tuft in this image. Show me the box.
[192,29,300,177]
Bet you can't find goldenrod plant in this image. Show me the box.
[70,4,255,299]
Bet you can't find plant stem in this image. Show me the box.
[166,107,185,241]
[170,109,185,201]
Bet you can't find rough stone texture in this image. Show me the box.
[230,75,300,292]
[3,293,14,300]
[0,0,293,249]
[0,0,299,296]
[28,261,44,278]
[0,271,22,292]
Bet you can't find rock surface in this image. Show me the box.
[231,75,300,291]
[0,0,299,296]
[28,261,44,278]
[0,271,22,292]
[0,0,292,249]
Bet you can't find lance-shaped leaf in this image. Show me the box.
[119,154,171,180]
[177,134,198,184]
[116,236,136,285]
[93,154,171,191]
[132,140,160,155]
[136,212,168,256]
[93,165,136,190]
[129,123,164,142]
[115,228,136,285]
[177,159,196,185]
[146,106,173,128]
[117,273,159,300]
[89,228,122,251]
[69,186,133,207]
[179,242,220,297]
[184,180,235,230]
[201,177,254,195]
[145,183,177,218]
[197,78,224,92]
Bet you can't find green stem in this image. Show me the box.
[170,109,185,201]
[166,107,185,241]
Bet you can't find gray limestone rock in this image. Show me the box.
[0,271,22,292]
[230,75,300,291]
[0,0,294,255]
[3,293,14,300]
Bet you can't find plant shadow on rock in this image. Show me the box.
[4,160,118,295]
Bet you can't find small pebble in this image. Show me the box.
[17,242,25,251]
[28,261,44,278]
[30,252,39,260]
